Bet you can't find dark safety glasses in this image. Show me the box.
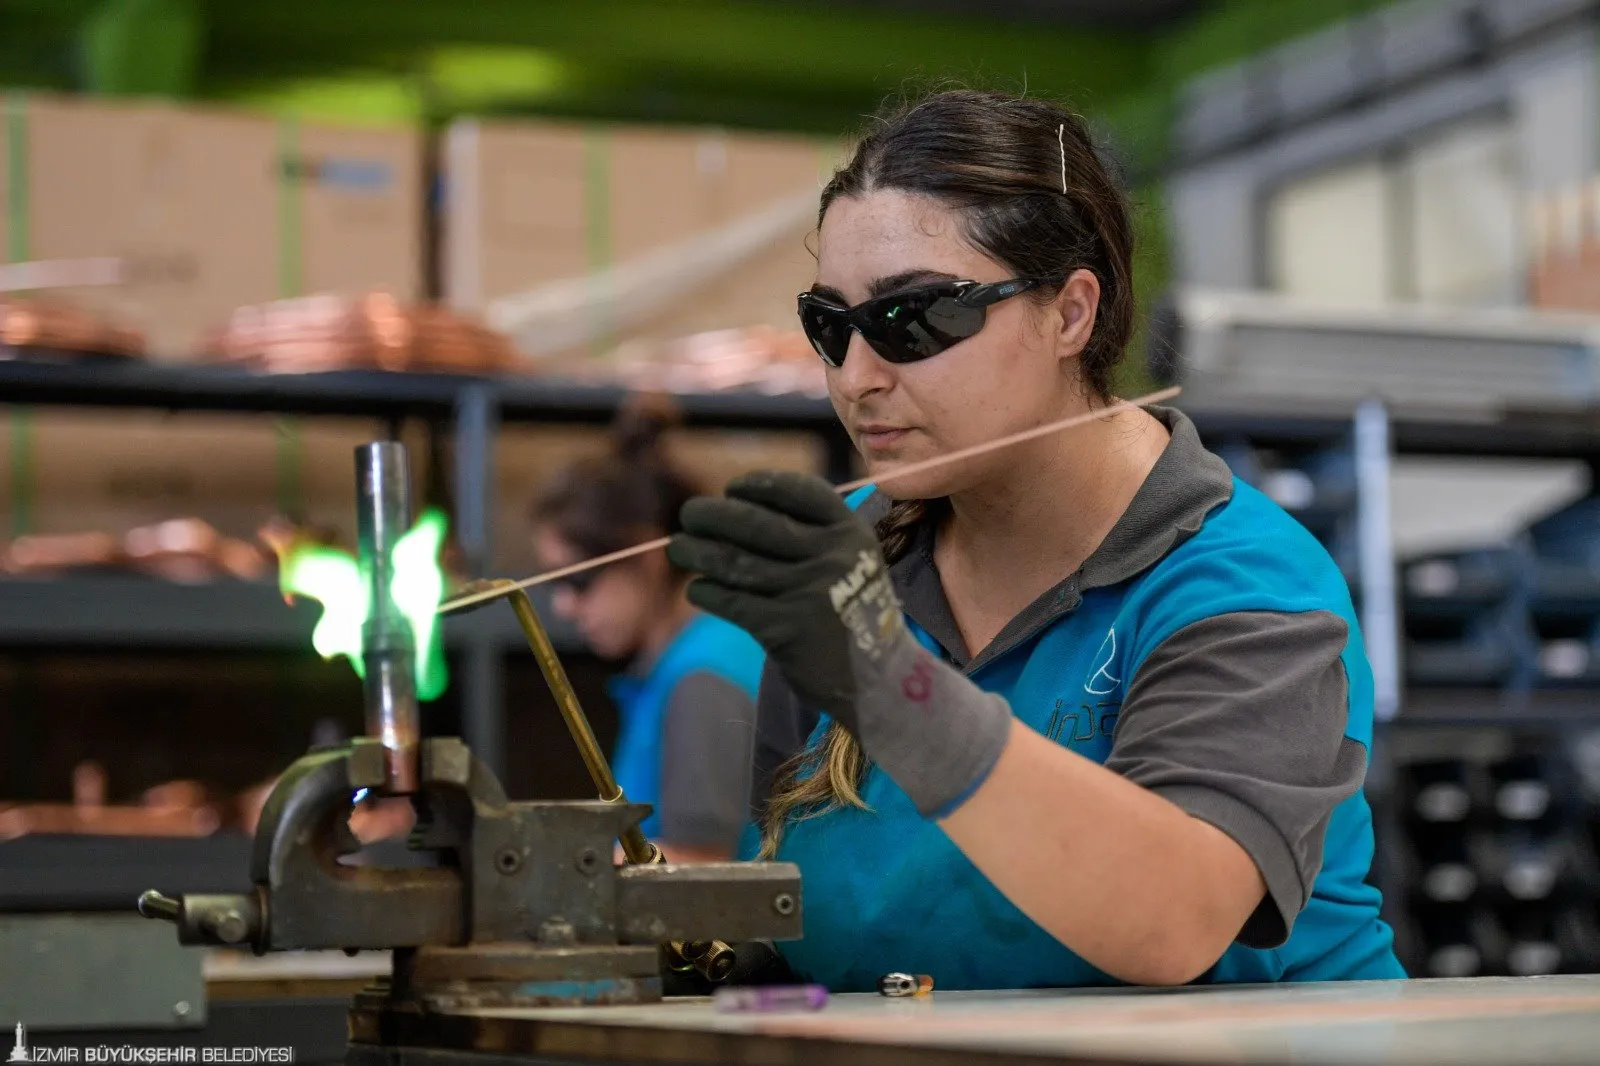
[552,562,609,597]
[797,277,1041,368]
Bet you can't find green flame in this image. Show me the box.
[281,543,368,666]
[278,507,449,701]
[393,508,449,701]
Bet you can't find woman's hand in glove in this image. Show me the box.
[666,471,1013,819]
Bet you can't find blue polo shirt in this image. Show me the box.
[609,613,764,846]
[743,408,1404,991]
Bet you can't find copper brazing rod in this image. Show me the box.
[437,385,1181,616]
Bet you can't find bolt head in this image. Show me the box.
[538,919,577,946]
[772,893,797,917]
[212,910,249,944]
[172,1001,191,1019]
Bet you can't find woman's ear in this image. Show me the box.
[1053,268,1101,365]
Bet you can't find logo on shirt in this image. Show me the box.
[1045,699,1119,744]
[1085,628,1121,695]
[1042,626,1124,746]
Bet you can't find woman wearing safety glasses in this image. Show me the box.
[531,398,765,863]
[666,90,1405,988]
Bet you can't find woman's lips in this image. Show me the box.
[857,426,910,450]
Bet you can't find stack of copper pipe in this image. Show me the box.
[550,325,828,397]
[0,764,224,841]
[0,763,416,842]
[208,292,516,375]
[0,289,826,397]
[2,518,269,580]
[0,297,145,358]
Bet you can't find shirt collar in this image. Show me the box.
[859,406,1234,671]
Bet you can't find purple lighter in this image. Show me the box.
[713,984,830,1013]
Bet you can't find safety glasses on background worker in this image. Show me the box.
[552,561,611,597]
[797,277,1041,368]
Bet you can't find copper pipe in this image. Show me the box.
[356,442,420,794]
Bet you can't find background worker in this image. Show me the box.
[531,399,765,863]
[667,89,1407,989]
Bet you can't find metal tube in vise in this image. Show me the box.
[356,441,421,794]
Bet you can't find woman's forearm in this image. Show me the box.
[938,720,1266,985]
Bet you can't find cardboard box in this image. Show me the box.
[444,118,838,363]
[1,93,422,360]
[0,98,13,265]
[0,408,388,544]
[291,122,425,304]
[443,120,590,308]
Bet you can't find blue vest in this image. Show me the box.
[755,481,1404,991]
[607,614,765,838]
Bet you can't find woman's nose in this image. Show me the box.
[831,332,895,401]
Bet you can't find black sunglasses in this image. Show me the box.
[553,562,609,596]
[797,277,1041,368]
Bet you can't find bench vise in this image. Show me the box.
[136,441,801,1010]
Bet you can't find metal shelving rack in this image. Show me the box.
[17,351,1600,770]
[1199,398,1600,724]
[1162,286,1600,978]
[0,354,857,780]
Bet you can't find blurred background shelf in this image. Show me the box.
[0,354,844,433]
[0,354,496,418]
[0,575,583,652]
[1397,688,1600,728]
[0,834,254,912]
[0,356,849,789]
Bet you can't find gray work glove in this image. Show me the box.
[666,471,1012,818]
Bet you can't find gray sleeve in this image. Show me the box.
[657,671,758,849]
[1105,610,1367,950]
[748,658,820,822]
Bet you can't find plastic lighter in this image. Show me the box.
[878,973,934,997]
[713,985,830,1013]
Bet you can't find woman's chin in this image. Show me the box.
[860,464,950,502]
[582,633,627,662]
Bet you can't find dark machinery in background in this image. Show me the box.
[137,442,801,1022]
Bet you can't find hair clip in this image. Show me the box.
[1058,124,1067,195]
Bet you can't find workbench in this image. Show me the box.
[347,975,1600,1066]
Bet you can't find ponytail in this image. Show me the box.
[531,392,698,565]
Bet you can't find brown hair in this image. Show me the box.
[531,393,699,568]
[758,89,1136,858]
